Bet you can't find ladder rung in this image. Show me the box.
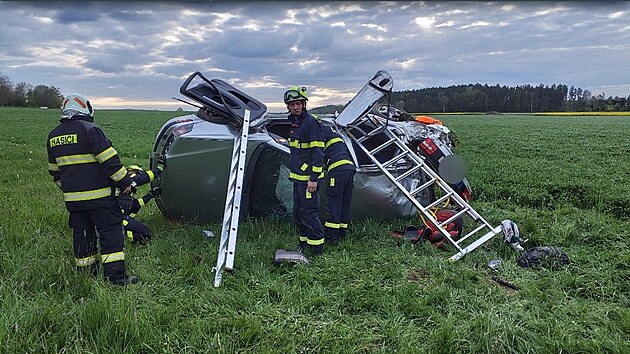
[394,164,422,182]
[423,192,453,211]
[449,226,502,262]
[382,151,409,168]
[437,208,469,228]
[355,133,371,143]
[368,138,396,155]
[410,177,436,196]
[355,127,385,143]
[347,125,366,138]
[456,224,488,244]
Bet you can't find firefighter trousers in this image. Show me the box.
[123,215,151,244]
[69,203,126,281]
[292,182,324,248]
[324,169,355,243]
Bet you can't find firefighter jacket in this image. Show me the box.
[47,117,132,211]
[322,125,355,172]
[131,168,161,187]
[288,109,324,183]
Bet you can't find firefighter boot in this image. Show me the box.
[325,234,341,246]
[297,241,308,253]
[310,244,324,256]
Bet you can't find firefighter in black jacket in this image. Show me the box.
[118,165,162,244]
[321,124,356,245]
[47,93,138,285]
[285,86,326,255]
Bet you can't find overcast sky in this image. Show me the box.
[1,1,628,111]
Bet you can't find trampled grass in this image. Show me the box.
[1,108,628,353]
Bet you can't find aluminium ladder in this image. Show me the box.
[213,109,250,287]
[345,113,501,261]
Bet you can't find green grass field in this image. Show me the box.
[1,108,629,353]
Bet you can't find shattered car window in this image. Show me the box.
[248,145,293,219]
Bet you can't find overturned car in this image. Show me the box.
[149,71,472,224]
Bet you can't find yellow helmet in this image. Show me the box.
[283,86,308,104]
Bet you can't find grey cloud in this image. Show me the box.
[84,57,125,74]
[54,11,102,24]
[213,30,291,59]
[0,1,628,109]
[107,10,156,23]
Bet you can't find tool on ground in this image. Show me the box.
[273,249,310,266]
[491,276,520,290]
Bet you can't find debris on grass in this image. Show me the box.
[517,246,570,269]
[491,276,520,290]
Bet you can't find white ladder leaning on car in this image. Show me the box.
[213,110,250,287]
[335,70,502,262]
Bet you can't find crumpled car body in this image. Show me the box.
[150,71,472,223]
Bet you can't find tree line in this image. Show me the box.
[390,83,630,113]
[0,73,63,109]
[2,71,628,113]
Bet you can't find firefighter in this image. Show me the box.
[284,86,325,255]
[47,93,138,285]
[321,124,356,245]
[118,165,162,244]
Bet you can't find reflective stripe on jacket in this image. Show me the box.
[322,124,355,172]
[288,110,324,183]
[47,118,132,211]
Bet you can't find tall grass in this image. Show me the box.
[0,108,628,353]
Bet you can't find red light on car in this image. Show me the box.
[419,138,438,155]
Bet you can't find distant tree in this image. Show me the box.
[568,86,577,102]
[0,73,13,106]
[421,95,435,112]
[381,82,627,112]
[310,104,345,115]
[13,82,32,107]
[610,97,626,111]
[471,89,487,112]
[28,85,63,108]
[437,91,448,113]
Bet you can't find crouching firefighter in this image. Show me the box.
[322,124,355,245]
[284,85,326,255]
[116,165,162,244]
[47,93,138,285]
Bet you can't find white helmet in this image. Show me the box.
[61,93,94,119]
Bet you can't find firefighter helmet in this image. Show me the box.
[61,93,94,119]
[283,86,308,104]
